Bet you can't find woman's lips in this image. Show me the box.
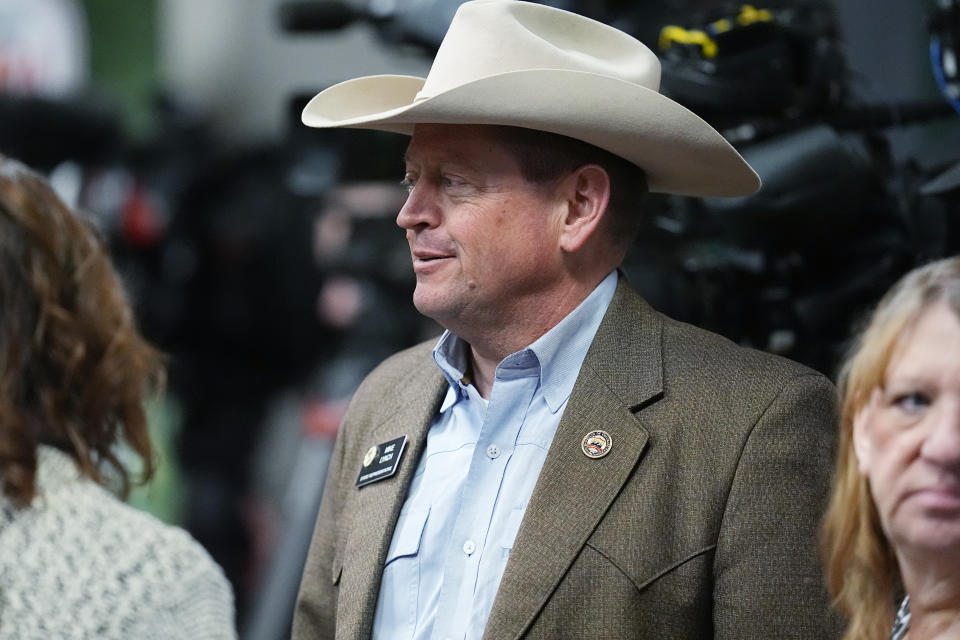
[910,487,960,511]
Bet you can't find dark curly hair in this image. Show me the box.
[0,156,163,507]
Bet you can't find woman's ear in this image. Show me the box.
[557,164,610,253]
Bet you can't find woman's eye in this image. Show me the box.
[894,391,931,413]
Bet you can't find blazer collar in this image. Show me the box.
[482,278,665,639]
[578,275,663,409]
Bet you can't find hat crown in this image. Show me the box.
[301,0,760,197]
[418,0,660,100]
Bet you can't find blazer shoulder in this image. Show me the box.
[590,281,832,411]
[354,338,437,390]
[658,312,834,401]
[343,337,442,422]
[638,308,837,467]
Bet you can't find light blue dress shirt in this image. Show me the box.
[372,271,618,640]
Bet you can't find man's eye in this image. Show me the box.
[442,175,465,189]
[894,392,931,413]
[400,177,415,192]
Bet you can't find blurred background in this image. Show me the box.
[2,0,960,637]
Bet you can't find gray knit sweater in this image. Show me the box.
[0,446,237,639]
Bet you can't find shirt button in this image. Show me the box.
[462,540,476,555]
[486,444,501,459]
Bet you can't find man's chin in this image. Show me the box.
[412,290,462,327]
[412,291,447,320]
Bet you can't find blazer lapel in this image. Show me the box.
[337,362,448,639]
[483,279,664,640]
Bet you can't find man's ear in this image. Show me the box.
[557,164,610,253]
[852,389,879,474]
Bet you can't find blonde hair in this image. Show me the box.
[821,256,960,639]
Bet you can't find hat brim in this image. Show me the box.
[302,69,760,198]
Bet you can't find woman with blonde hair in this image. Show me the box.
[823,256,960,639]
[0,155,236,638]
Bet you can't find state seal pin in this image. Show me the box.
[363,445,379,468]
[581,430,612,459]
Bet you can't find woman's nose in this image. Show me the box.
[921,399,960,467]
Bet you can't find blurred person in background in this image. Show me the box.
[823,256,960,640]
[0,155,236,639]
[294,1,840,638]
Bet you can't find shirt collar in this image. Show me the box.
[433,270,618,413]
[434,335,470,412]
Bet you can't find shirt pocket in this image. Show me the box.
[373,506,430,638]
[385,505,430,564]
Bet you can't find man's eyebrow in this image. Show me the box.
[402,148,482,172]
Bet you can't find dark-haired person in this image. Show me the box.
[293,1,841,638]
[0,155,236,639]
[823,256,960,640]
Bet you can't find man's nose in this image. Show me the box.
[921,398,960,467]
[396,182,440,231]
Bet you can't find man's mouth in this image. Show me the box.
[412,250,453,262]
[410,250,454,272]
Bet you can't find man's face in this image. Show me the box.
[397,124,567,333]
[855,302,960,557]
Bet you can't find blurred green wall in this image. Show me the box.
[80,0,158,139]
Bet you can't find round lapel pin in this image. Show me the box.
[363,445,379,467]
[581,430,612,459]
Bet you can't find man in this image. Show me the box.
[294,1,841,638]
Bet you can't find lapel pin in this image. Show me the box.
[356,435,408,488]
[581,430,612,459]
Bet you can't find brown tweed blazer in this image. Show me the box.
[293,279,842,639]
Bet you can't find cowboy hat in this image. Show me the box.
[302,0,760,198]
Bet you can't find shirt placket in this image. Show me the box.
[432,354,539,640]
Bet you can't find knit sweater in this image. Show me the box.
[0,446,237,639]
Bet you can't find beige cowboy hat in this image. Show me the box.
[302,0,760,198]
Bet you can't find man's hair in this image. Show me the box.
[488,126,648,253]
[821,255,960,640]
[0,156,163,508]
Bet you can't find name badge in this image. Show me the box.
[355,435,408,488]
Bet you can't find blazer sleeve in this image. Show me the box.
[712,372,843,638]
[293,420,349,639]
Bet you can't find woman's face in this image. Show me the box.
[855,301,960,556]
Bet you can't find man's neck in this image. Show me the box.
[464,347,499,400]
[458,273,613,398]
[462,321,553,399]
